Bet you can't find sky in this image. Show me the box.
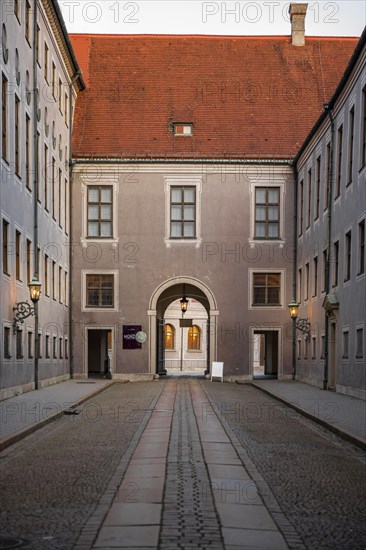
[58,0,365,37]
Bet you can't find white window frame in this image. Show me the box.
[342,327,350,360]
[81,180,119,246]
[249,180,285,245]
[81,270,119,312]
[164,176,202,247]
[248,269,285,310]
[355,323,364,360]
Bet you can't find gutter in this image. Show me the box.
[72,158,293,165]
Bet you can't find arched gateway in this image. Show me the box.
[148,277,219,375]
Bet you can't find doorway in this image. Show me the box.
[252,330,279,378]
[87,329,113,377]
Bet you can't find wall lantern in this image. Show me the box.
[288,299,311,340]
[13,278,42,333]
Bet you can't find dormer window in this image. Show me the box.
[174,123,193,136]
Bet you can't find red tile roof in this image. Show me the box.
[70,34,358,160]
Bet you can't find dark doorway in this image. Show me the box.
[87,329,112,377]
[253,330,278,378]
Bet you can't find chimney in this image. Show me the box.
[289,3,308,46]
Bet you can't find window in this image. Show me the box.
[36,25,40,64]
[15,230,21,281]
[358,220,365,276]
[188,325,201,350]
[304,338,309,360]
[87,186,113,238]
[59,337,63,359]
[2,74,8,161]
[59,266,62,303]
[311,336,316,359]
[297,338,302,360]
[298,267,302,302]
[45,335,50,358]
[321,335,325,359]
[16,329,23,359]
[164,324,175,350]
[252,273,281,306]
[174,123,193,136]
[342,330,349,359]
[28,331,33,359]
[356,328,364,358]
[25,114,31,189]
[362,86,366,169]
[324,142,331,210]
[344,231,351,282]
[26,239,31,283]
[58,169,62,227]
[25,1,31,44]
[335,125,343,198]
[64,271,68,307]
[15,95,20,176]
[298,179,304,236]
[333,241,339,287]
[347,106,354,185]
[37,332,42,358]
[86,274,114,308]
[3,219,9,274]
[53,336,57,359]
[58,79,62,112]
[44,145,49,211]
[305,262,309,300]
[44,254,49,296]
[65,93,68,125]
[52,62,56,98]
[52,158,56,220]
[306,169,311,228]
[315,156,321,220]
[322,249,327,292]
[52,260,56,300]
[4,326,11,358]
[65,339,69,359]
[14,0,20,21]
[313,256,318,297]
[170,186,196,238]
[65,177,68,234]
[37,132,41,201]
[254,187,280,239]
[44,43,49,81]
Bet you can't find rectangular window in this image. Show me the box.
[304,338,309,360]
[44,43,49,81]
[52,158,56,220]
[254,187,280,239]
[342,330,349,359]
[59,337,63,359]
[298,268,302,303]
[26,239,31,283]
[298,179,304,236]
[44,254,49,296]
[333,241,339,287]
[52,260,56,300]
[65,339,69,359]
[36,25,40,64]
[15,230,21,281]
[3,219,9,274]
[2,74,8,161]
[65,178,68,234]
[174,123,193,136]
[52,62,56,98]
[16,329,23,359]
[322,249,327,292]
[297,339,301,360]
[358,220,365,276]
[313,256,318,297]
[86,274,114,308]
[37,246,41,282]
[362,87,366,169]
[59,266,62,303]
[44,145,49,211]
[306,169,311,228]
[53,336,57,359]
[356,328,364,358]
[87,186,113,238]
[170,186,196,238]
[305,262,309,300]
[321,335,325,359]
[335,125,343,198]
[58,79,62,112]
[315,156,321,220]
[65,93,68,125]
[28,331,33,359]
[25,0,31,44]
[58,169,62,227]
[25,114,31,189]
[252,273,281,306]
[64,271,68,307]
[311,336,316,359]
[37,332,42,359]
[4,327,11,358]
[324,142,331,211]
[347,106,354,185]
[15,95,20,176]
[45,335,50,358]
[344,231,352,282]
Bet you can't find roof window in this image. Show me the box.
[174,123,193,136]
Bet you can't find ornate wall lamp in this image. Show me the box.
[13,278,41,333]
[288,299,311,341]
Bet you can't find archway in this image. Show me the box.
[148,276,219,375]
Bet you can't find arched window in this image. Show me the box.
[188,325,201,350]
[164,324,175,350]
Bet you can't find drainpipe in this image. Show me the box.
[291,164,298,379]
[323,104,335,390]
[68,71,82,378]
[33,0,39,389]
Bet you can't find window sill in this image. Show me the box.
[165,237,202,248]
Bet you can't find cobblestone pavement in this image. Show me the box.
[0,382,162,550]
[203,381,366,550]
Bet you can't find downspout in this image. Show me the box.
[291,164,298,379]
[68,71,82,378]
[323,104,335,390]
[33,0,39,389]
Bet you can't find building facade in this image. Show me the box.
[0,0,83,399]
